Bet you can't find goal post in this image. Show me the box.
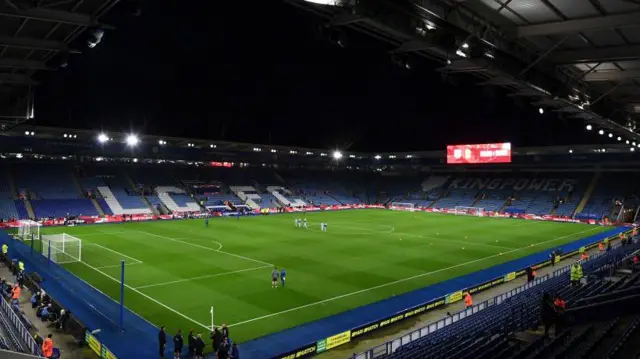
[390,202,416,211]
[41,233,82,264]
[15,220,41,241]
[454,206,485,217]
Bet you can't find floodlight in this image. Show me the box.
[88,28,104,48]
[30,132,34,136]
[455,49,467,58]
[210,144,216,148]
[598,130,604,135]
[133,158,138,163]
[627,140,630,144]
[633,142,636,146]
[461,42,469,49]
[406,155,413,158]
[617,136,622,141]
[24,131,29,135]
[586,124,592,130]
[97,133,109,143]
[64,134,68,138]
[374,155,381,160]
[270,149,277,153]
[333,150,343,159]
[632,148,636,152]
[608,133,613,138]
[126,134,139,146]
[568,149,573,153]
[538,108,544,114]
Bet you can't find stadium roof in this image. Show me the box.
[0,0,119,122]
[284,0,640,141]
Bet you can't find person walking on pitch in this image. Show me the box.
[280,268,286,287]
[271,267,279,288]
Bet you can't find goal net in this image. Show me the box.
[42,234,82,264]
[16,220,41,241]
[391,202,416,211]
[454,206,485,217]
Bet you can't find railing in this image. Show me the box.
[0,297,42,357]
[353,275,549,359]
[353,240,635,359]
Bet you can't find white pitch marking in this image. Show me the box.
[135,265,272,289]
[228,226,602,327]
[85,243,144,264]
[94,262,143,270]
[136,230,273,266]
[78,260,211,331]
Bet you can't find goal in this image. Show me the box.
[454,206,485,217]
[391,202,416,211]
[41,234,82,264]
[16,220,41,241]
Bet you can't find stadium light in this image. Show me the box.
[455,49,467,58]
[97,133,109,143]
[133,158,138,163]
[270,149,277,153]
[618,136,622,141]
[627,140,630,144]
[637,143,640,148]
[586,124,592,130]
[333,150,343,159]
[538,108,544,114]
[461,42,469,49]
[406,155,413,158]
[374,155,381,160]
[210,144,216,148]
[568,149,573,153]
[634,142,637,146]
[632,148,636,152]
[64,134,68,138]
[320,153,328,157]
[608,133,613,138]
[598,129,604,135]
[126,134,139,147]
[158,140,166,145]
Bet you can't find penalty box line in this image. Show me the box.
[135,230,274,267]
[84,243,144,265]
[78,259,212,331]
[134,265,272,290]
[228,226,601,328]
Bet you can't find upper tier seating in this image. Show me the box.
[0,200,18,221]
[30,199,99,218]
[12,164,79,199]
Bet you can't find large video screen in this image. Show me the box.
[446,142,512,164]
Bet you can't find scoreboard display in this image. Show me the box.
[446,143,512,164]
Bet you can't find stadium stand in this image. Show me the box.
[357,242,640,359]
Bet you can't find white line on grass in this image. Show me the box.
[228,226,601,328]
[95,262,143,270]
[136,230,273,267]
[135,265,273,289]
[404,233,516,250]
[84,243,144,264]
[78,231,128,236]
[78,260,212,331]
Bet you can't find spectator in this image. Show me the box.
[540,292,557,338]
[11,283,21,302]
[463,292,472,308]
[581,252,588,261]
[57,309,70,331]
[1,243,7,264]
[599,242,605,252]
[211,327,222,352]
[31,292,40,308]
[231,343,239,359]
[173,329,183,359]
[16,270,24,288]
[187,329,195,359]
[158,326,167,359]
[570,261,583,287]
[218,339,229,359]
[195,333,205,359]
[550,251,556,267]
[554,296,566,313]
[42,334,53,359]
[525,266,535,282]
[633,254,639,271]
[40,304,52,321]
[221,324,229,338]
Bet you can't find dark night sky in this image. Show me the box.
[33,0,593,152]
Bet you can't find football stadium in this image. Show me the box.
[1,1,640,359]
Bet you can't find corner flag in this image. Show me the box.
[210,306,214,331]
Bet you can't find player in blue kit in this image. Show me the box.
[280,268,286,287]
[205,217,209,228]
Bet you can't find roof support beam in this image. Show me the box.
[0,36,80,53]
[0,59,54,70]
[0,73,38,86]
[550,45,640,64]
[514,12,640,38]
[0,7,114,28]
[584,70,640,82]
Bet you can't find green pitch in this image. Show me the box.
[38,210,608,342]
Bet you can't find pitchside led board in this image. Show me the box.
[446,142,512,164]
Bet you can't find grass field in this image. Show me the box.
[37,209,609,343]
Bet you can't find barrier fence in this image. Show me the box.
[0,296,41,357]
[351,231,634,359]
